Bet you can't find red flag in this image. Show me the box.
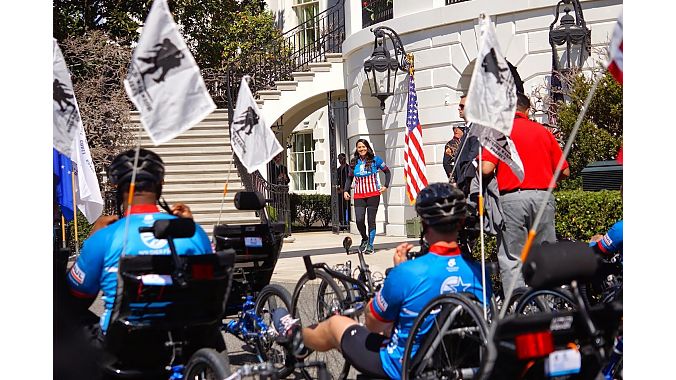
[607,13,623,84]
[404,70,428,204]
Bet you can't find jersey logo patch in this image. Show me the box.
[602,234,613,247]
[140,232,168,249]
[446,258,459,273]
[440,276,471,294]
[70,262,85,284]
[375,291,388,311]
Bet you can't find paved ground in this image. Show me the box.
[85,230,419,378]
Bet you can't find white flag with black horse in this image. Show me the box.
[124,0,215,145]
[465,14,517,137]
[465,14,524,182]
[230,77,283,174]
[53,38,82,157]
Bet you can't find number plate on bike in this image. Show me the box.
[244,237,263,248]
[141,274,173,286]
[545,348,581,377]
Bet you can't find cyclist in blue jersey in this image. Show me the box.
[589,219,623,258]
[274,182,490,379]
[343,139,391,255]
[65,148,216,347]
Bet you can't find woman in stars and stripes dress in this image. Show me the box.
[343,139,391,255]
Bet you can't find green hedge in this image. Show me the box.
[469,189,622,262]
[290,194,332,228]
[554,189,623,241]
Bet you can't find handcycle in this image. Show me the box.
[100,217,234,380]
[292,237,492,380]
[212,191,296,377]
[478,241,623,380]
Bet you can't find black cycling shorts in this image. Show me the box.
[340,324,389,378]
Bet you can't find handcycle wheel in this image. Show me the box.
[292,269,350,379]
[514,287,577,315]
[183,348,231,380]
[401,293,489,380]
[254,284,295,378]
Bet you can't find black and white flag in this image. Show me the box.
[53,38,81,156]
[124,0,215,145]
[468,126,525,182]
[465,14,517,136]
[231,77,283,174]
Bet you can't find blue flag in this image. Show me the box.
[53,148,75,221]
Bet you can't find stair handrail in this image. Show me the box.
[247,0,346,95]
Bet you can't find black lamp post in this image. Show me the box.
[549,0,591,72]
[363,26,410,111]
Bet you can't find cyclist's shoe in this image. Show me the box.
[364,244,375,255]
[271,308,307,358]
[359,239,369,253]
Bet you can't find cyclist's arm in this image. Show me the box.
[365,300,393,335]
[367,265,409,334]
[376,156,391,188]
[66,231,106,311]
[589,220,623,257]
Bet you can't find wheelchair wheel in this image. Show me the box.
[514,287,577,315]
[292,269,350,379]
[254,284,295,378]
[401,293,489,380]
[183,348,231,380]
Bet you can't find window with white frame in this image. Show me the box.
[291,132,316,191]
[293,0,320,48]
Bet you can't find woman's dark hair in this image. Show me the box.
[352,138,375,169]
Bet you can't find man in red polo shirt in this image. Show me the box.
[481,93,570,288]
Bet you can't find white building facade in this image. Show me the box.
[262,0,623,236]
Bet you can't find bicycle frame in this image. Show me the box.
[223,295,274,362]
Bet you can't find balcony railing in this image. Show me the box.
[446,0,472,5]
[362,0,393,28]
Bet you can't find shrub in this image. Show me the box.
[554,189,623,241]
[290,194,332,229]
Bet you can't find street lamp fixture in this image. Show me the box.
[549,0,591,72]
[363,26,409,110]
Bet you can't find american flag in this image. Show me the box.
[607,12,623,84]
[404,71,428,204]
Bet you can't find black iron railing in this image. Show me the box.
[252,171,291,236]
[201,1,345,108]
[446,0,472,5]
[363,0,393,28]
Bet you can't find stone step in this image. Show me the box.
[164,167,239,178]
[161,193,239,204]
[143,139,232,150]
[275,81,299,91]
[163,176,238,185]
[150,146,233,156]
[325,53,343,63]
[258,90,282,101]
[292,72,315,82]
[129,109,230,123]
[163,182,245,193]
[308,62,332,72]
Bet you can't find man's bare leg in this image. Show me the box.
[302,315,359,352]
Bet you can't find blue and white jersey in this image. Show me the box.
[370,243,490,379]
[66,205,212,333]
[589,220,623,257]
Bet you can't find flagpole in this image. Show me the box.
[478,144,488,321]
[122,128,143,256]
[61,215,67,249]
[71,166,79,256]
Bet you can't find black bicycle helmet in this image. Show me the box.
[415,182,467,227]
[106,148,165,188]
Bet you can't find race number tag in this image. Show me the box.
[545,348,581,377]
[244,237,263,248]
[141,274,173,286]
